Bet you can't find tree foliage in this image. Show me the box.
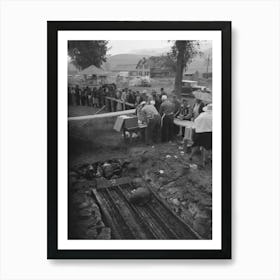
[68,41,109,70]
[136,55,176,72]
[168,40,201,96]
[168,41,201,70]
[204,52,212,73]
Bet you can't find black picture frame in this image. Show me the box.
[47,21,231,259]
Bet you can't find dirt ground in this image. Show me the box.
[68,106,212,239]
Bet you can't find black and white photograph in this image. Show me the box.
[68,39,213,241]
[48,21,231,259]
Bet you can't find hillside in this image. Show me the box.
[103,48,212,73]
[103,54,146,71]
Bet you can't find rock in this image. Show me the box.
[102,163,114,179]
[132,177,144,187]
[95,166,103,177]
[129,187,151,205]
[97,227,111,239]
[189,163,198,170]
[111,163,122,176]
[188,202,199,216]
[171,198,180,206]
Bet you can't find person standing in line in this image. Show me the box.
[141,90,148,103]
[159,95,175,142]
[172,94,181,137]
[116,90,123,111]
[178,99,193,137]
[70,87,75,105]
[135,94,142,107]
[152,91,161,112]
[75,85,80,106]
[85,86,90,106]
[127,89,136,106]
[189,103,212,167]
[92,87,98,108]
[141,100,161,144]
[121,89,127,110]
[111,87,117,112]
[68,86,72,106]
[192,98,204,120]
[81,87,86,106]
[160,88,165,97]
[135,101,146,123]
[101,87,106,107]
[97,87,102,108]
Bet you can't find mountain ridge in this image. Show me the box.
[103,48,212,73]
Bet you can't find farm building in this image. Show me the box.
[136,56,175,78]
[111,64,139,76]
[68,64,108,86]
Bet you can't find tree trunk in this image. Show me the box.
[174,41,187,97]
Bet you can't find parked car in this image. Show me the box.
[181,80,198,96]
[181,80,210,97]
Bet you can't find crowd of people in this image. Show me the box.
[136,93,212,167]
[68,84,170,111]
[68,84,117,108]
[68,83,212,167]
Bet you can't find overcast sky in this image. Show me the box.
[108,40,171,55]
[108,40,212,56]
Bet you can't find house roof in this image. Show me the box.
[79,65,108,76]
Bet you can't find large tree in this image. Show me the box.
[68,40,109,70]
[167,41,201,96]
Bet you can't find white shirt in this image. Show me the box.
[194,111,212,133]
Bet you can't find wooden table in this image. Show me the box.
[123,123,147,143]
[173,119,194,145]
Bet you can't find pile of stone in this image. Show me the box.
[70,159,124,181]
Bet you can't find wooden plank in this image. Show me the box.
[91,189,122,239]
[106,97,135,108]
[68,109,135,121]
[94,105,106,115]
[146,185,202,239]
[104,188,148,239]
